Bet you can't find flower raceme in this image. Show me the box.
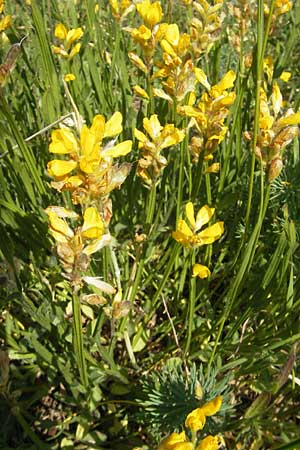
[178,69,236,162]
[135,114,185,185]
[47,112,132,206]
[0,0,11,34]
[45,206,111,288]
[152,24,196,103]
[125,0,166,72]
[157,396,222,450]
[172,202,224,249]
[52,23,83,59]
[185,395,222,432]
[244,83,300,182]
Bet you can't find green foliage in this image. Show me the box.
[0,0,300,449]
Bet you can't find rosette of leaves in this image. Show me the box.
[135,358,233,439]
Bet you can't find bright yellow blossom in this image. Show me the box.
[178,70,236,161]
[135,114,185,185]
[245,82,300,182]
[52,23,83,59]
[192,264,211,279]
[45,206,110,287]
[109,0,134,22]
[136,0,163,28]
[158,431,193,450]
[47,113,132,206]
[185,395,222,432]
[196,435,220,450]
[64,73,76,82]
[172,202,224,248]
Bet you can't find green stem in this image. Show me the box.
[208,167,271,367]
[184,249,196,356]
[72,292,88,387]
[245,0,275,229]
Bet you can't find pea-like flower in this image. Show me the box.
[135,114,185,185]
[172,202,224,248]
[185,395,222,432]
[52,23,83,59]
[244,82,300,182]
[196,435,220,450]
[45,206,111,289]
[47,112,132,207]
[158,431,193,450]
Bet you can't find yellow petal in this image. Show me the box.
[134,128,148,143]
[196,435,219,450]
[104,111,123,138]
[49,128,79,154]
[143,114,162,140]
[128,52,148,73]
[64,73,76,82]
[65,27,84,47]
[90,114,105,142]
[47,160,77,178]
[271,82,282,116]
[194,68,211,90]
[192,264,211,279]
[185,202,195,229]
[103,140,132,157]
[276,113,300,127]
[81,207,104,239]
[80,125,99,157]
[195,205,215,231]
[54,23,67,40]
[197,221,224,244]
[185,408,206,432]
[177,219,193,237]
[279,71,291,82]
[133,84,149,99]
[201,395,222,416]
[83,233,111,255]
[137,0,162,28]
[47,211,74,241]
[213,70,236,93]
[69,43,81,59]
[160,38,177,58]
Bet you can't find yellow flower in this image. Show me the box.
[53,23,83,59]
[109,0,134,22]
[47,113,132,205]
[172,202,224,248]
[158,431,193,450]
[136,0,163,28]
[81,207,104,239]
[64,73,76,82]
[135,114,185,185]
[192,264,211,279]
[179,70,236,160]
[196,435,220,450]
[185,395,222,432]
[279,71,291,82]
[133,84,149,99]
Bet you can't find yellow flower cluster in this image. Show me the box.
[0,0,11,34]
[47,112,132,207]
[46,113,132,291]
[158,396,222,450]
[125,0,165,70]
[189,0,224,57]
[109,0,134,22]
[173,202,224,278]
[245,83,300,182]
[153,23,195,103]
[52,23,83,59]
[135,114,185,185]
[178,70,236,162]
